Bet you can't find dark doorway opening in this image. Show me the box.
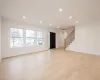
[50,32,56,49]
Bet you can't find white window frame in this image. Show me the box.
[10,28,44,48]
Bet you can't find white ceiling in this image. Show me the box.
[0,0,100,28]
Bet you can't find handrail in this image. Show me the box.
[65,29,75,40]
[64,29,75,49]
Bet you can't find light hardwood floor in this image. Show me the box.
[0,48,100,80]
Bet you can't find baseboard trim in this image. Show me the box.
[2,49,49,59]
[66,50,99,56]
[3,48,64,59]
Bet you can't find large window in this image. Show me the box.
[10,28,23,48]
[10,28,44,48]
[26,30,36,45]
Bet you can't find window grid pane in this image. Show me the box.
[10,28,24,48]
[26,38,37,45]
[26,30,36,45]
[37,31,42,38]
[11,28,23,38]
[26,30,35,38]
[37,38,44,45]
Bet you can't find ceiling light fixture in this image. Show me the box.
[57,26,60,28]
[22,16,26,19]
[68,16,72,20]
[50,24,51,26]
[76,21,79,23]
[40,20,43,24]
[59,8,63,12]
[70,16,72,19]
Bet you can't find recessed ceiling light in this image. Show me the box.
[22,16,26,19]
[57,26,60,28]
[68,16,72,20]
[76,21,79,23]
[70,16,72,19]
[50,24,51,26]
[59,8,63,12]
[40,21,43,24]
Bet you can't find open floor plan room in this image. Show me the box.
[0,0,100,80]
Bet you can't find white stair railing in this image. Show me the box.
[64,29,75,49]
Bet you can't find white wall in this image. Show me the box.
[0,17,1,60]
[1,19,62,58]
[68,21,100,55]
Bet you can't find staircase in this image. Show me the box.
[64,29,75,50]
